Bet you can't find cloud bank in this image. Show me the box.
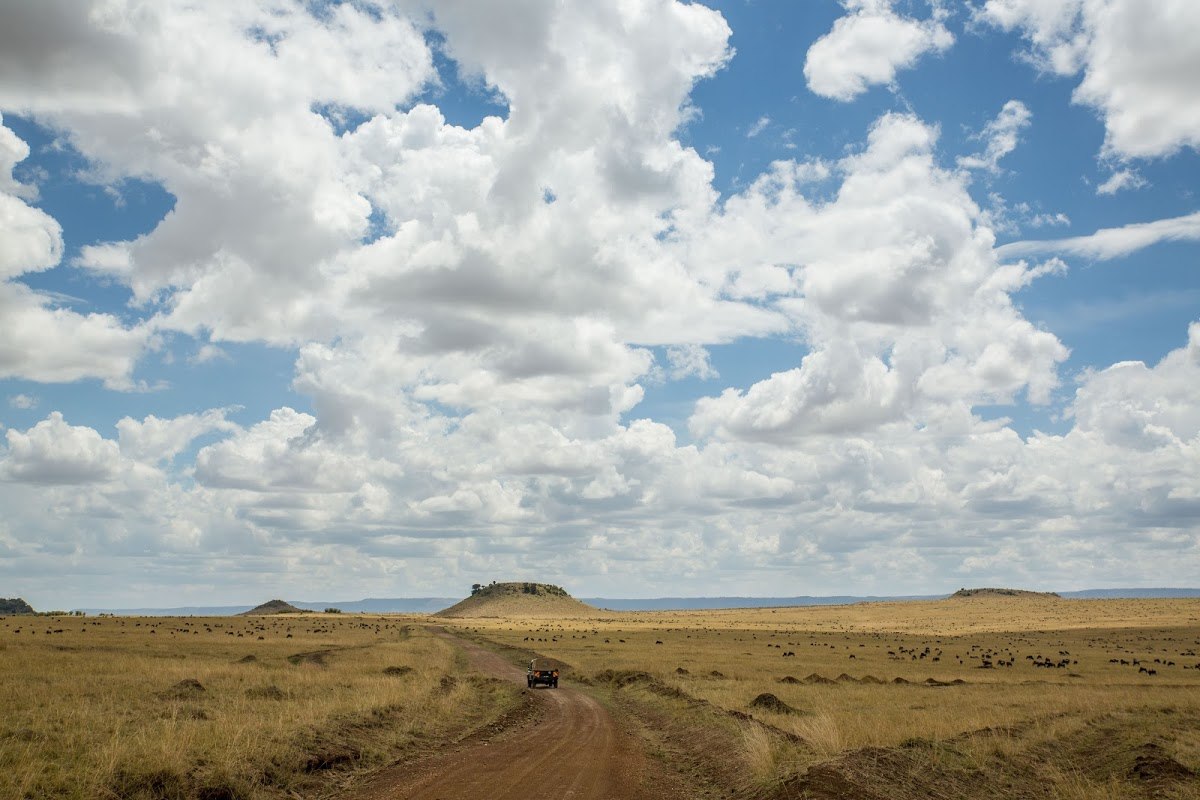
[0,1,1197,605]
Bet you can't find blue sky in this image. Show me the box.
[1,0,1198,608]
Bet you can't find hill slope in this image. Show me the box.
[238,599,310,615]
[435,582,596,618]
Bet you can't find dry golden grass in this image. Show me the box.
[5,597,1198,799]
[0,613,520,799]
[449,596,1200,799]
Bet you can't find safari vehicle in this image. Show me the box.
[527,659,559,688]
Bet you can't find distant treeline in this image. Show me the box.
[470,581,569,597]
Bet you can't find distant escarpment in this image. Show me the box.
[0,597,35,615]
[239,599,311,616]
[950,588,1061,599]
[435,582,596,618]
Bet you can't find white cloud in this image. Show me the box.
[665,344,718,380]
[0,281,149,388]
[0,114,39,201]
[958,100,1032,172]
[2,0,433,337]
[0,115,62,279]
[1029,211,1070,228]
[0,412,120,484]
[1,2,1199,603]
[979,0,1200,158]
[746,115,770,138]
[998,210,1200,260]
[7,393,37,410]
[1069,323,1200,451]
[1096,168,1146,196]
[686,112,1067,443]
[805,0,954,101]
[188,344,229,365]
[0,115,149,387]
[116,408,237,464]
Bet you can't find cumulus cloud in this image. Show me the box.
[3,0,433,342]
[978,0,1200,158]
[805,0,954,101]
[0,114,61,279]
[686,112,1067,443]
[0,412,120,484]
[997,210,1200,260]
[2,2,1199,602]
[116,408,237,464]
[1069,324,1200,451]
[0,115,150,387]
[0,281,149,388]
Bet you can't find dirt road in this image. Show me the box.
[345,629,690,800]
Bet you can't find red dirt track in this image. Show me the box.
[344,629,690,800]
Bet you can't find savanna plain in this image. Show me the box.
[2,593,1198,799]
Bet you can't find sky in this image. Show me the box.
[1,0,1199,609]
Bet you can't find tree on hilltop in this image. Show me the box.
[1,598,36,615]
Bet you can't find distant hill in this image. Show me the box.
[238,599,311,615]
[435,582,596,618]
[583,594,942,610]
[1058,588,1200,599]
[0,597,35,615]
[950,588,1061,599]
[71,587,1200,616]
[288,597,456,614]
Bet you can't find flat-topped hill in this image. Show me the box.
[950,588,1061,599]
[239,599,311,615]
[435,582,596,618]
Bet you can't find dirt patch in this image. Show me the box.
[748,692,800,714]
[777,675,801,684]
[235,654,257,664]
[383,665,413,677]
[803,673,836,685]
[437,675,457,693]
[1130,743,1195,785]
